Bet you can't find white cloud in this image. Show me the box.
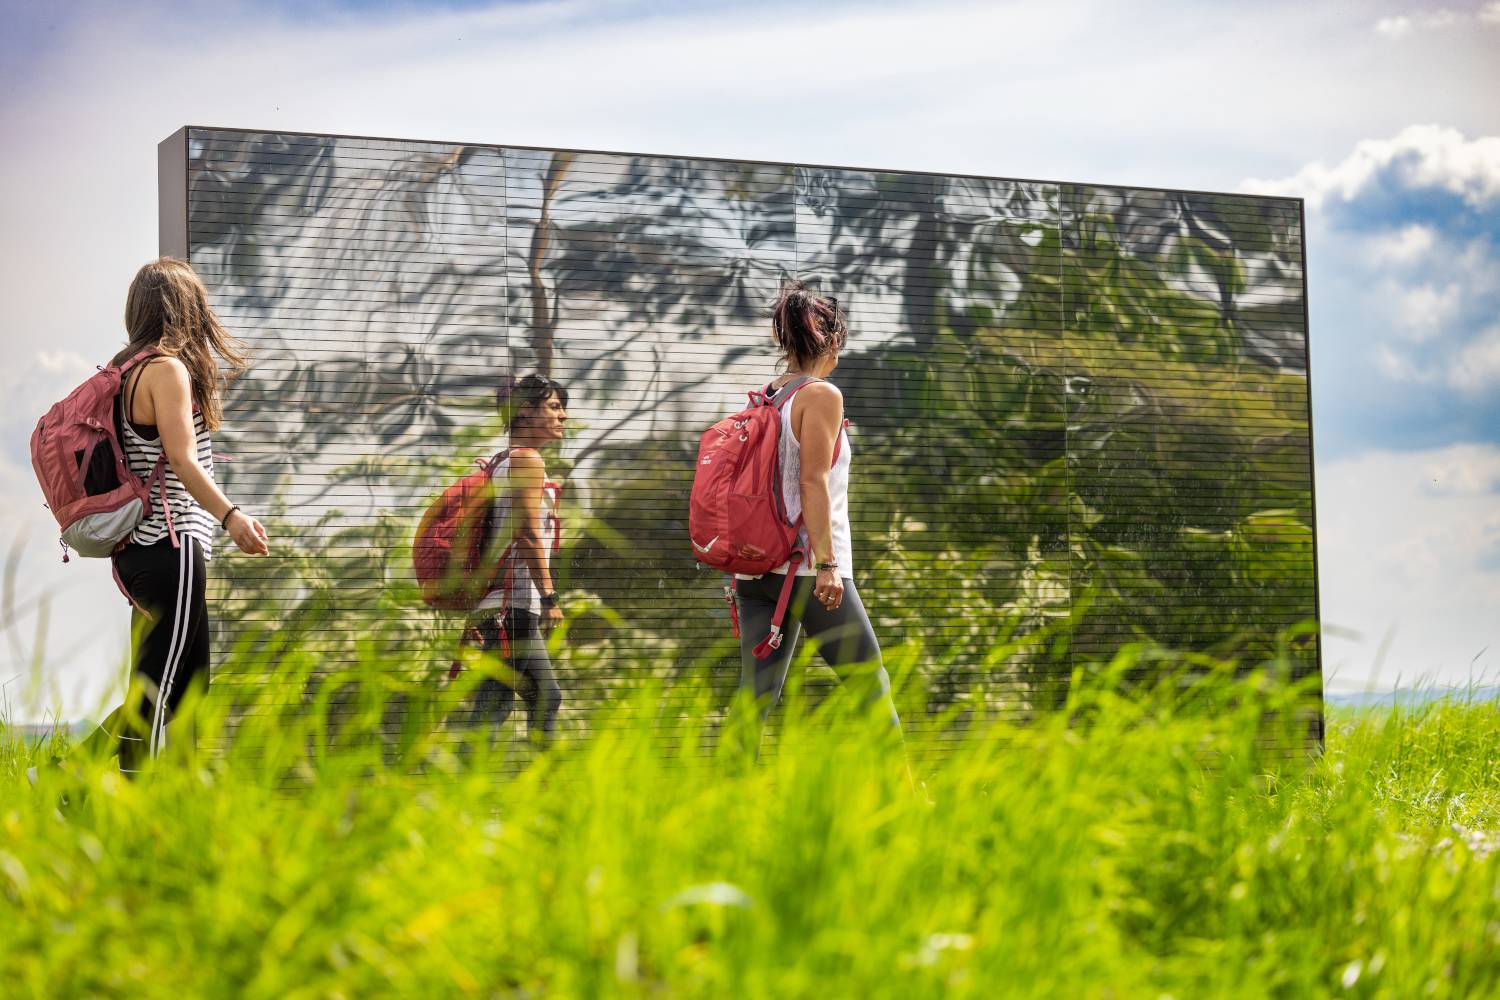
[1390,280,1463,339]
[1373,344,1432,382]
[1448,324,1500,391]
[1254,127,1500,411]
[1370,325,1500,393]
[1375,5,1495,38]
[1319,443,1500,692]
[1366,222,1437,265]
[1375,15,1413,38]
[1417,440,1500,494]
[36,350,89,375]
[1244,124,1500,209]
[1451,234,1500,297]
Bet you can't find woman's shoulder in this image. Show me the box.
[797,379,844,408]
[506,447,546,478]
[136,353,191,386]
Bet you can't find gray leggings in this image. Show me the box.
[735,573,901,728]
[458,609,560,741]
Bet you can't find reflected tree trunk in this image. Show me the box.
[528,152,575,376]
[903,174,941,349]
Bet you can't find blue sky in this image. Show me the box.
[1250,128,1500,456]
[1,0,1497,719]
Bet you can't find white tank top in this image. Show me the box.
[764,379,854,578]
[475,453,561,615]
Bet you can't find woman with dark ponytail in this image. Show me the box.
[733,281,903,736]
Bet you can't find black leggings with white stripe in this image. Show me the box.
[89,537,210,772]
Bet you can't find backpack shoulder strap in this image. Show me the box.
[482,448,511,474]
[119,351,167,427]
[116,348,162,376]
[766,375,821,411]
[771,376,846,464]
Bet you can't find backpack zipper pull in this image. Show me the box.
[59,538,70,563]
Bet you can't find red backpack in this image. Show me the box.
[413,450,514,612]
[689,377,842,659]
[31,350,169,562]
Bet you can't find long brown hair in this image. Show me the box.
[113,258,248,431]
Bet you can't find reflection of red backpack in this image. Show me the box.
[31,349,169,562]
[413,450,512,612]
[689,378,842,658]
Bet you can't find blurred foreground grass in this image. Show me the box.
[1,648,1497,999]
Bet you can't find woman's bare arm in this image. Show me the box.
[141,360,229,516]
[136,358,268,555]
[507,448,556,596]
[794,381,843,569]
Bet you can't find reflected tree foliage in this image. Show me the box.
[183,129,1317,742]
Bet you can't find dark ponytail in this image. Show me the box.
[771,280,847,369]
[496,373,568,431]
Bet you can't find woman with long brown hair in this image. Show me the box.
[78,258,269,773]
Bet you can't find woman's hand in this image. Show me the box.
[814,568,843,611]
[226,510,270,555]
[542,604,564,633]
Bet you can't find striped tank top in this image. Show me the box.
[121,397,217,558]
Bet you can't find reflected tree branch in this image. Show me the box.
[529,152,576,376]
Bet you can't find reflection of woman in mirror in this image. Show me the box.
[457,375,568,745]
[734,282,903,736]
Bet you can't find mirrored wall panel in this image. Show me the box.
[162,127,1319,758]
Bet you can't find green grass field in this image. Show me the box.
[2,656,1497,999]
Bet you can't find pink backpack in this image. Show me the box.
[689,377,842,659]
[413,450,513,613]
[31,350,169,562]
[414,448,565,678]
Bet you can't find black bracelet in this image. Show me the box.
[815,561,838,572]
[220,504,241,530]
[540,592,559,609]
